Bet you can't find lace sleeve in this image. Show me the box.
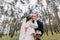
[30,21,38,28]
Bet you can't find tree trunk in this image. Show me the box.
[46,0,53,35]
[51,0,60,32]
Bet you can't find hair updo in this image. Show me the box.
[26,16,32,22]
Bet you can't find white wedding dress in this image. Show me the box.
[19,18,38,40]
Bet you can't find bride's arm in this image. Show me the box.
[30,21,38,28]
[25,27,28,32]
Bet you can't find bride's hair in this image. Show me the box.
[26,16,32,22]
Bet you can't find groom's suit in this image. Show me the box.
[32,20,44,36]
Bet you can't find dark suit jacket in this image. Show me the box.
[32,20,44,36]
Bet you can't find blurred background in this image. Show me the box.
[0,0,60,40]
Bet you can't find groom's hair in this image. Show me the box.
[33,12,39,17]
[26,16,32,22]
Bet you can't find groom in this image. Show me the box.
[32,13,44,40]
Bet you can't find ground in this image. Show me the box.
[0,33,60,40]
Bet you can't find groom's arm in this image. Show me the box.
[40,22,44,36]
[35,20,44,36]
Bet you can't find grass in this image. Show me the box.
[0,35,19,40]
[41,32,60,40]
[42,34,60,40]
[0,33,60,40]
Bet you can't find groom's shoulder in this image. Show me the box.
[37,20,43,23]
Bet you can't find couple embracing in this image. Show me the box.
[19,13,44,40]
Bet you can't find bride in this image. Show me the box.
[19,16,38,40]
